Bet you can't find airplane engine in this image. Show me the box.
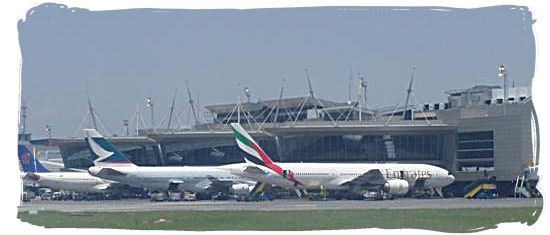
[231,183,254,196]
[384,179,409,196]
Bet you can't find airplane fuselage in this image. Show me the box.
[220,162,455,191]
[21,172,110,193]
[88,165,249,192]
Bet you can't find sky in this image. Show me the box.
[17,3,536,138]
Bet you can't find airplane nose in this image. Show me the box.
[446,174,455,185]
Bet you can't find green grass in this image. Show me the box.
[18,207,542,232]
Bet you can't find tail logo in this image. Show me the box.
[18,144,49,173]
[21,152,31,165]
[86,137,114,160]
[230,123,304,187]
[82,129,135,166]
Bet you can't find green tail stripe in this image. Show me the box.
[232,126,257,153]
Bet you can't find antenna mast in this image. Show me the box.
[403,66,416,119]
[305,67,320,118]
[186,82,200,125]
[167,90,177,129]
[87,92,98,130]
[348,67,353,104]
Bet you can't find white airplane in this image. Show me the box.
[84,129,254,198]
[18,144,127,193]
[220,123,456,199]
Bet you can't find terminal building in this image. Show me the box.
[31,80,538,197]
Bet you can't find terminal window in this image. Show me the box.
[281,133,445,162]
[456,131,495,171]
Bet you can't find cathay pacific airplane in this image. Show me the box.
[18,144,127,193]
[84,129,254,198]
[220,123,455,199]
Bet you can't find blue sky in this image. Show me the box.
[18,4,535,138]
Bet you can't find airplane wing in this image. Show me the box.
[200,175,256,193]
[107,181,131,189]
[206,175,235,187]
[93,182,130,190]
[338,169,387,186]
[94,183,112,190]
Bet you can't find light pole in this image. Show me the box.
[146,96,154,129]
[359,74,367,121]
[45,124,52,139]
[498,64,507,115]
[20,102,27,134]
[244,86,251,103]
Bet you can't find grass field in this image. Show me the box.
[18,207,541,232]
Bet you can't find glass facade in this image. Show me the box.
[160,138,279,166]
[456,131,495,171]
[280,133,446,162]
[60,132,450,168]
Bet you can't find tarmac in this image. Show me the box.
[17,197,543,213]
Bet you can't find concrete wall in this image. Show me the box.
[453,101,535,181]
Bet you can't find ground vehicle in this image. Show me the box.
[168,192,182,201]
[150,192,165,202]
[182,192,197,201]
[40,192,51,200]
[464,179,497,199]
[364,190,385,200]
[21,192,30,202]
[52,192,63,200]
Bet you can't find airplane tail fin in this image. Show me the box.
[18,144,49,173]
[82,129,135,167]
[230,123,276,168]
[230,123,305,188]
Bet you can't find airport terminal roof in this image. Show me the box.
[445,85,501,95]
[205,96,346,114]
[42,136,157,147]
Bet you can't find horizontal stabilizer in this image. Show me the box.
[63,168,88,173]
[94,167,127,178]
[24,172,40,181]
[243,165,269,175]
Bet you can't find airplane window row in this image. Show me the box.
[340,173,360,176]
[295,172,329,176]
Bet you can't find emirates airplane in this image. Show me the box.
[221,123,455,199]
